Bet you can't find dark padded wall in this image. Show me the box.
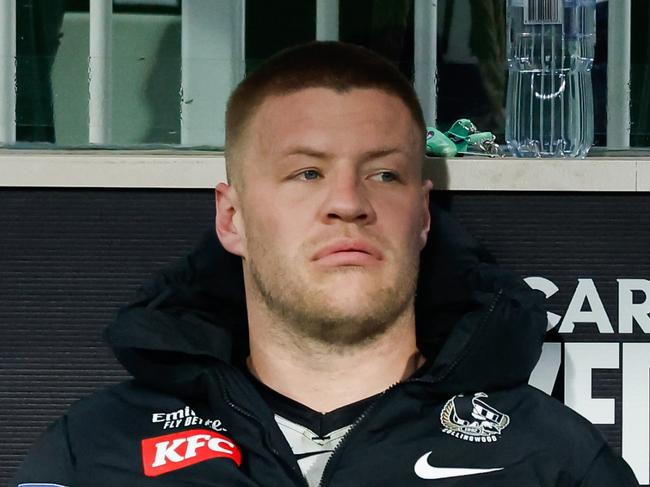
[1,189,649,483]
[0,189,213,482]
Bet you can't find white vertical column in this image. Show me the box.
[414,0,437,126]
[622,343,650,484]
[316,0,339,41]
[89,0,113,144]
[607,0,631,148]
[0,0,16,144]
[181,0,245,147]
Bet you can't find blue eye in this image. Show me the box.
[372,171,398,182]
[299,169,321,181]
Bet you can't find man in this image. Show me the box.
[12,42,637,486]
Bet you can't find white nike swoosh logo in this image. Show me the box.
[414,452,503,480]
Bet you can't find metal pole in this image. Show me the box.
[89,0,112,144]
[607,0,631,148]
[0,0,16,144]
[414,0,437,126]
[181,0,245,146]
[316,0,339,41]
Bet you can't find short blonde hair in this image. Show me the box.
[225,41,426,187]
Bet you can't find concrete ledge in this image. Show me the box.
[423,157,639,192]
[0,150,645,191]
[0,151,226,189]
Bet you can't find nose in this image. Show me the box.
[321,171,376,225]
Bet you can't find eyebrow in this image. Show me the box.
[282,146,405,162]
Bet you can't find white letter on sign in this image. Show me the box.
[185,434,211,459]
[524,276,562,330]
[622,343,650,484]
[152,438,185,467]
[564,343,618,424]
[529,342,561,395]
[208,437,235,454]
[560,279,613,334]
[618,279,650,333]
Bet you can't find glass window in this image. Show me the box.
[631,0,650,147]
[4,0,649,152]
[16,0,184,146]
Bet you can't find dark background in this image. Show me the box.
[1,188,649,483]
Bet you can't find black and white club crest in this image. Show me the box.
[440,392,510,443]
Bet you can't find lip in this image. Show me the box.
[312,239,383,265]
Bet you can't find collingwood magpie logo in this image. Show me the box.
[441,393,509,443]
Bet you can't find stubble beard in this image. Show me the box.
[247,242,420,349]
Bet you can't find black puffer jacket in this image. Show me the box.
[12,206,638,486]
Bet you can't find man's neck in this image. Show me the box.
[246,310,423,413]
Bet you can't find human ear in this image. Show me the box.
[419,179,434,249]
[215,182,246,257]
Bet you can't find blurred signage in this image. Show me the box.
[527,276,650,484]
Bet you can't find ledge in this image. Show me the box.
[0,150,645,191]
[0,151,227,189]
[423,157,640,192]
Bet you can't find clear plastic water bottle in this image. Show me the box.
[506,0,596,158]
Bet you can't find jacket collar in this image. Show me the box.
[106,203,546,396]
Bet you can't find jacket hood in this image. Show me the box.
[106,203,547,397]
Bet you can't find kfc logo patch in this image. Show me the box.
[141,428,242,477]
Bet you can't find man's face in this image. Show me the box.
[219,87,431,347]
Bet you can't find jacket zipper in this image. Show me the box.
[216,368,310,487]
[316,381,399,487]
[316,375,445,487]
[317,290,505,487]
